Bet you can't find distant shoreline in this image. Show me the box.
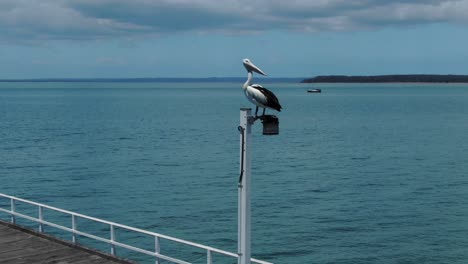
[0,77,302,83]
[301,74,468,83]
[3,75,468,84]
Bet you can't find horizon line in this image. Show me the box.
[0,77,305,83]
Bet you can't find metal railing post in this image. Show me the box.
[10,198,15,224]
[155,236,161,264]
[72,214,77,243]
[110,224,116,256]
[207,249,212,264]
[38,206,44,232]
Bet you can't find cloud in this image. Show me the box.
[0,0,151,44]
[1,0,468,43]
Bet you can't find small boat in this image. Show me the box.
[307,89,321,93]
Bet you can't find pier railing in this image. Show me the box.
[0,193,272,264]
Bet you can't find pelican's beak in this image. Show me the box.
[243,60,267,76]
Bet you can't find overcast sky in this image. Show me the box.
[1,0,468,78]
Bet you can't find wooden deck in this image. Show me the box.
[0,220,133,264]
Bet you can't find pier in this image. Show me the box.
[0,220,131,264]
[0,193,272,264]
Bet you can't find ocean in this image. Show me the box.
[1,82,468,263]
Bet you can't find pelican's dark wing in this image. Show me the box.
[251,84,282,112]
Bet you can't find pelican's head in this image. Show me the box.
[243,58,267,76]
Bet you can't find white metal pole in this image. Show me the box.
[238,108,252,264]
[72,214,77,243]
[11,198,16,224]
[110,224,116,256]
[155,236,161,264]
[38,206,44,233]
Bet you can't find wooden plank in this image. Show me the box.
[0,220,135,264]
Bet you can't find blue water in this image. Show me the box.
[1,82,468,263]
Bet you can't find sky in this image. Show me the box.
[1,0,468,78]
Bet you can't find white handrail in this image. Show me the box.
[0,193,272,264]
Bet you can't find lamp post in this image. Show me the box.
[238,108,278,264]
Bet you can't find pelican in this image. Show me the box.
[242,58,282,117]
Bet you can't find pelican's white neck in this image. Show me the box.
[243,71,253,90]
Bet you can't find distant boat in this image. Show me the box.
[307,89,321,93]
